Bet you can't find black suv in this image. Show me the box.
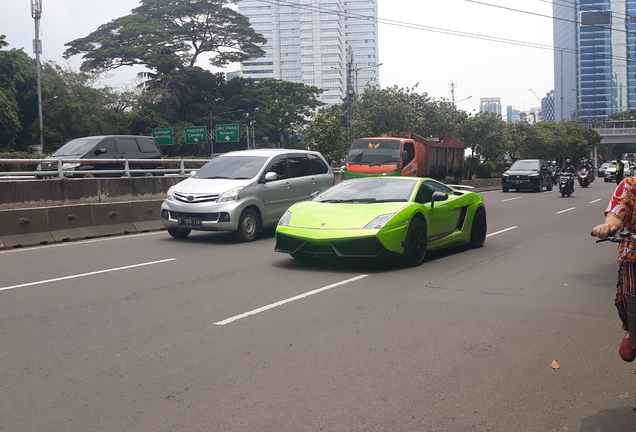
[37,135,163,178]
[502,159,553,192]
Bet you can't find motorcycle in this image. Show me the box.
[551,168,559,185]
[578,168,591,188]
[559,172,574,197]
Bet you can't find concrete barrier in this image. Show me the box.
[0,207,54,248]
[91,203,137,237]
[131,200,164,232]
[48,204,97,242]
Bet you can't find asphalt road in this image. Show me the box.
[1,179,635,432]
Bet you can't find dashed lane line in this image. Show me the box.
[214,275,369,326]
[0,258,176,292]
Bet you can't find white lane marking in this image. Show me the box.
[486,226,518,237]
[556,207,576,215]
[214,274,369,326]
[502,197,523,202]
[0,258,176,292]
[0,231,165,255]
[589,199,602,204]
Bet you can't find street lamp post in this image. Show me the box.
[353,63,383,99]
[31,0,44,154]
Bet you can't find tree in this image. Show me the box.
[303,104,348,161]
[460,112,505,160]
[63,0,266,75]
[254,79,324,148]
[0,89,21,150]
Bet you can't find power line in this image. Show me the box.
[248,0,632,63]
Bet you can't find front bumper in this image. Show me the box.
[502,176,540,189]
[275,224,407,257]
[160,199,246,232]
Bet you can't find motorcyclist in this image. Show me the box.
[560,159,576,191]
[578,159,594,183]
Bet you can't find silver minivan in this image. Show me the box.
[160,149,334,241]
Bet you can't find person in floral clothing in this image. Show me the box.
[592,177,636,361]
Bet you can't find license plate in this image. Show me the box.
[178,217,202,227]
[512,180,522,184]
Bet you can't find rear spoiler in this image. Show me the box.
[446,184,475,190]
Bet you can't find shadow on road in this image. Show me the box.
[579,406,636,431]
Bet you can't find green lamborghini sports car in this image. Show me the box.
[275,177,487,266]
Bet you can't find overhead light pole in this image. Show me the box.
[31,0,44,154]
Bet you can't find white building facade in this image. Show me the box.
[237,0,379,104]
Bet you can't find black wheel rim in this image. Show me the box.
[473,210,487,244]
[408,221,426,261]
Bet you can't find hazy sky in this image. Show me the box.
[1,0,554,114]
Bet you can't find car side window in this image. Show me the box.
[415,184,434,204]
[117,138,140,155]
[423,180,452,194]
[309,154,329,174]
[267,158,289,180]
[403,142,415,165]
[138,138,159,153]
[288,156,312,178]
[95,139,116,157]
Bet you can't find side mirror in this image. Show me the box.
[94,148,107,155]
[189,170,198,177]
[504,167,509,171]
[431,191,448,208]
[264,171,278,182]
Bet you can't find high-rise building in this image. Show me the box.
[553,1,636,121]
[541,90,555,122]
[237,0,380,105]
[480,97,502,115]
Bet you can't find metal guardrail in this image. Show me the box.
[0,158,212,179]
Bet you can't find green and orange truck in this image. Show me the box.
[343,132,465,180]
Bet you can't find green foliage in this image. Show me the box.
[460,112,505,160]
[0,89,21,149]
[303,105,348,160]
[350,84,468,139]
[63,0,266,74]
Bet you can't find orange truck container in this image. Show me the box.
[343,132,465,180]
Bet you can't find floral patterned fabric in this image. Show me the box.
[606,177,636,263]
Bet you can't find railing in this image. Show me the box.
[0,158,212,179]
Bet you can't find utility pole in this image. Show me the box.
[344,46,354,144]
[31,0,44,153]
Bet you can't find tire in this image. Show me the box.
[168,227,191,238]
[143,172,154,177]
[233,208,259,242]
[546,180,553,191]
[561,189,566,197]
[83,173,95,178]
[290,251,313,260]
[469,207,487,248]
[536,179,543,192]
[402,217,427,267]
[502,186,509,192]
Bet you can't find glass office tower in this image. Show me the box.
[554,0,636,121]
[237,0,379,105]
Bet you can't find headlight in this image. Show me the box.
[363,213,395,230]
[166,186,175,201]
[217,186,244,203]
[278,210,292,226]
[528,173,539,177]
[502,172,509,177]
[62,163,80,170]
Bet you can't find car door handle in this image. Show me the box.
[284,182,292,189]
[310,177,316,184]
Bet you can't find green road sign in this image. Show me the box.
[216,124,240,143]
[184,126,208,144]
[152,128,174,146]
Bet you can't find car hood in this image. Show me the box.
[505,169,540,175]
[287,201,409,229]
[174,177,253,194]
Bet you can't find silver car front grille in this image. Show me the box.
[174,192,220,204]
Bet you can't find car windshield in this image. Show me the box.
[510,160,540,171]
[51,138,102,157]
[194,155,268,180]
[347,139,401,165]
[601,163,611,169]
[314,178,417,203]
